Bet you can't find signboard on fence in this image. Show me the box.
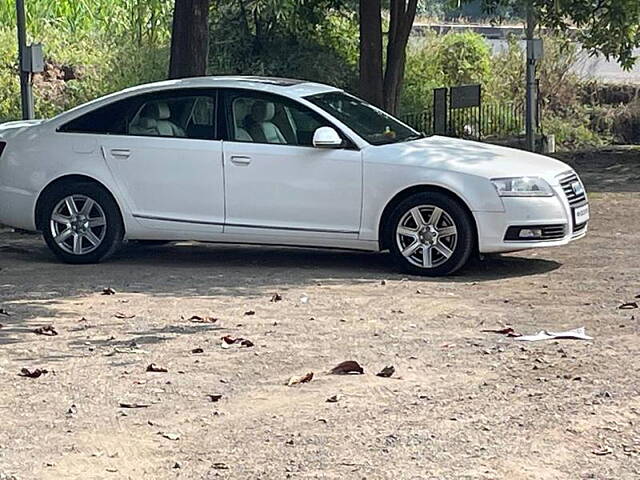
[450,85,481,109]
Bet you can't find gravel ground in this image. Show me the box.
[0,150,639,479]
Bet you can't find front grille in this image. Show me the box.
[504,224,566,241]
[558,172,587,207]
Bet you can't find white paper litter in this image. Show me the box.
[514,327,593,342]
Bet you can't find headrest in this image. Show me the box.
[138,117,157,129]
[250,101,275,123]
[234,98,251,126]
[140,102,171,120]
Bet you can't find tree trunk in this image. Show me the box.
[358,0,384,108]
[383,0,417,115]
[169,0,210,79]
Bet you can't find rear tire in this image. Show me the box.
[41,182,124,264]
[385,192,475,276]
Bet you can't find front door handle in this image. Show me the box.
[110,148,131,159]
[230,155,251,166]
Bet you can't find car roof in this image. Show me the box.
[49,76,341,125]
[127,76,341,97]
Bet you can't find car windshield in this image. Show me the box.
[306,91,424,146]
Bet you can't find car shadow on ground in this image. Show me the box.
[3,236,561,285]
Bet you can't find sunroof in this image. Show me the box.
[234,77,305,87]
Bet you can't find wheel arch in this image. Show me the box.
[34,174,123,232]
[377,184,478,251]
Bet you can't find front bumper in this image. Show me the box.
[475,176,588,254]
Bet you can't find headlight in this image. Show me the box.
[491,177,554,197]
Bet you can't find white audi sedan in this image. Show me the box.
[0,76,588,275]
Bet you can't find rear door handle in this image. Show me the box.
[110,148,131,159]
[230,155,251,166]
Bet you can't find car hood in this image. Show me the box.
[378,135,572,184]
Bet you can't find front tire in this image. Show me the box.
[41,183,124,264]
[386,192,475,276]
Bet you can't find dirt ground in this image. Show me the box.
[1,149,639,480]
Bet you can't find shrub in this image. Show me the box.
[401,31,493,114]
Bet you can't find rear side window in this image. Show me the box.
[59,89,218,140]
[58,98,134,135]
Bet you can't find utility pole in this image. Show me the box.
[525,2,538,152]
[16,0,34,120]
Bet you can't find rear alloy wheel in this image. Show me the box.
[42,183,123,264]
[387,192,474,276]
[50,195,107,256]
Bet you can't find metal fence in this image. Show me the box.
[400,101,524,139]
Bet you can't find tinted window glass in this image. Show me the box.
[227,92,330,147]
[128,95,216,140]
[59,98,133,135]
[60,90,217,140]
[306,92,422,146]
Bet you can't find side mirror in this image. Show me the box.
[312,126,343,148]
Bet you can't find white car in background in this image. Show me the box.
[0,76,588,275]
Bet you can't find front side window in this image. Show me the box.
[226,91,331,147]
[306,92,423,146]
[59,90,217,140]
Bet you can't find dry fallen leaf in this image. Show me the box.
[114,312,136,319]
[619,302,638,310]
[286,372,314,386]
[376,366,395,378]
[592,447,613,456]
[118,402,150,409]
[270,293,283,302]
[481,327,522,337]
[221,336,254,348]
[33,325,58,336]
[188,315,218,324]
[101,287,117,295]
[19,368,48,378]
[330,360,364,375]
[146,363,168,373]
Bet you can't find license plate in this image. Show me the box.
[574,204,590,224]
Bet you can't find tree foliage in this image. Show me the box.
[208,0,358,89]
[481,0,640,69]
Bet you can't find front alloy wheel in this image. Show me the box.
[387,192,474,276]
[396,205,458,269]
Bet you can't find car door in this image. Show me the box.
[96,89,224,231]
[221,89,362,238]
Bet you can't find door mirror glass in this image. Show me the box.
[312,127,343,148]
